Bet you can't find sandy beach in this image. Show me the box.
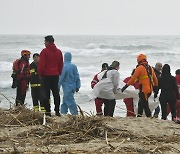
[0,106,179,154]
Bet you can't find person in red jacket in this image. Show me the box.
[16,50,31,106]
[123,69,139,117]
[91,63,108,115]
[166,69,180,119]
[38,35,63,116]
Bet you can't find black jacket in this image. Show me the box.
[159,75,179,102]
[30,62,41,86]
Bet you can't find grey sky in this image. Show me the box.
[0,0,180,35]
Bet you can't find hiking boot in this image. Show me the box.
[153,114,158,118]
[55,112,61,117]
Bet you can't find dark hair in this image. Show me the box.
[175,69,180,75]
[33,53,40,58]
[102,63,108,69]
[45,35,54,43]
[161,64,171,77]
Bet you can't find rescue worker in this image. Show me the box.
[59,52,81,115]
[16,50,31,106]
[123,69,139,117]
[30,53,45,113]
[121,54,158,117]
[38,35,63,116]
[153,62,162,118]
[93,61,120,117]
[91,63,108,115]
[157,64,179,120]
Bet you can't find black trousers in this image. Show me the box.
[31,87,43,107]
[102,99,116,117]
[160,100,176,120]
[41,76,60,114]
[138,92,151,117]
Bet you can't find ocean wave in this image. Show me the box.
[99,44,169,50]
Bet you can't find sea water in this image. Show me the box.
[0,35,180,117]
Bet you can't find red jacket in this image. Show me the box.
[91,73,99,89]
[17,57,30,81]
[38,43,63,76]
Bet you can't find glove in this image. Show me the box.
[76,88,79,92]
[154,93,158,98]
[121,84,128,93]
[153,86,158,94]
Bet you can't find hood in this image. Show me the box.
[161,64,171,77]
[64,52,72,63]
[47,43,57,51]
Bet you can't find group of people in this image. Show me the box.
[92,54,180,121]
[11,35,80,117]
[11,35,180,121]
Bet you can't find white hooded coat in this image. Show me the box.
[93,69,120,100]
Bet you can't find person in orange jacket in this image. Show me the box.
[121,54,158,117]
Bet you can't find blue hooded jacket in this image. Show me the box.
[59,52,81,92]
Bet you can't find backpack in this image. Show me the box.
[11,59,21,88]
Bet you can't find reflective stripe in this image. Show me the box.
[92,80,98,83]
[40,107,46,113]
[33,105,39,111]
[135,75,149,82]
[31,84,41,87]
[30,69,35,74]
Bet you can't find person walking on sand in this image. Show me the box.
[93,61,120,117]
[152,62,162,118]
[158,65,179,121]
[91,63,108,115]
[30,53,46,113]
[123,69,139,117]
[38,35,63,116]
[121,54,158,117]
[58,52,81,115]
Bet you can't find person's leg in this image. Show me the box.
[137,92,144,117]
[66,90,78,115]
[19,80,28,105]
[166,104,171,116]
[42,77,51,116]
[168,101,176,120]
[160,101,167,120]
[153,106,160,118]
[102,99,109,116]
[95,98,103,115]
[51,76,60,115]
[124,99,136,117]
[31,88,39,111]
[60,94,68,114]
[16,81,21,106]
[108,99,116,117]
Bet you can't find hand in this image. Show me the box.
[121,84,128,93]
[76,88,79,92]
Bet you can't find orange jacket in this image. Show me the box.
[127,63,158,96]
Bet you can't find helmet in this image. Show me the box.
[21,50,31,56]
[137,54,147,63]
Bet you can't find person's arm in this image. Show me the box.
[75,65,81,92]
[58,50,64,75]
[112,71,120,93]
[38,50,45,77]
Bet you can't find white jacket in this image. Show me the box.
[93,69,120,99]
